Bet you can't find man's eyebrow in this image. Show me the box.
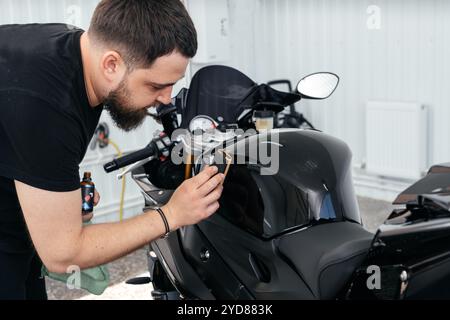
[146,76,186,88]
[147,81,175,88]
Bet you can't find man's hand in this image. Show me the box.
[82,189,100,223]
[162,166,225,231]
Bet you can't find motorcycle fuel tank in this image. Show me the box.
[209,129,361,239]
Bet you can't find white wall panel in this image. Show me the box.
[192,0,450,167]
[187,0,450,200]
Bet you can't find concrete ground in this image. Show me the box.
[358,196,395,233]
[78,272,153,300]
[45,196,395,300]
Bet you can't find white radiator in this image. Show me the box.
[365,101,428,180]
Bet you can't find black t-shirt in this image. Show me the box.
[0,24,103,253]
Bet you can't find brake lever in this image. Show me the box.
[117,157,155,180]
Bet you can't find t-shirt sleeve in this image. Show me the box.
[0,91,83,192]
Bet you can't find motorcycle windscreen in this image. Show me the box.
[214,130,362,239]
[180,65,256,128]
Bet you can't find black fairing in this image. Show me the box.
[192,213,372,299]
[394,163,450,206]
[347,164,450,300]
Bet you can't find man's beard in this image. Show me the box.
[103,80,149,132]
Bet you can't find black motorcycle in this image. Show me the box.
[104,65,450,300]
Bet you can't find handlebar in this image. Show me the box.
[104,143,158,173]
[104,131,174,173]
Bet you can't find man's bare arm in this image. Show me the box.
[15,166,224,273]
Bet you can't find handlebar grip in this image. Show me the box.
[103,144,156,173]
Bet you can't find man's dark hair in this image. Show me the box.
[89,0,197,68]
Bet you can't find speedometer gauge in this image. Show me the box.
[189,115,217,134]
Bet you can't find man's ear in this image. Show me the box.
[100,50,126,83]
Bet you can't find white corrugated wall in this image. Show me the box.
[218,0,450,166]
[188,0,450,200]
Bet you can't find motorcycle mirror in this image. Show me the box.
[296,72,339,100]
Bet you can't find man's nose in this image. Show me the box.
[156,86,173,105]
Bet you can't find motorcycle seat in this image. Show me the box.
[277,221,373,299]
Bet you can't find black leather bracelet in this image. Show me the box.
[155,207,170,239]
